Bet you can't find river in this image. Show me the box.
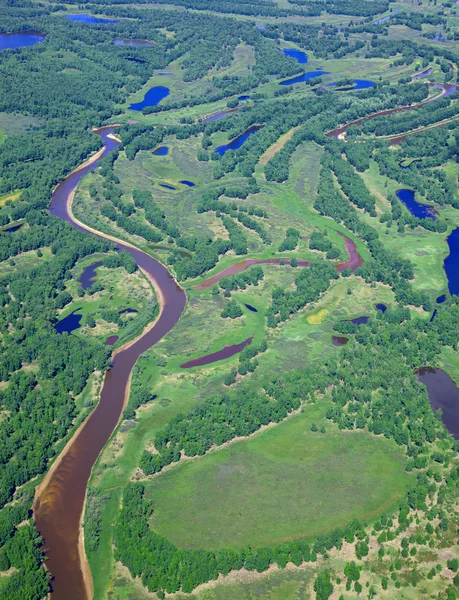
[33,126,186,600]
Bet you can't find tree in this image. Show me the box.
[314,572,333,600]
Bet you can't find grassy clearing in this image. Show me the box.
[0,190,22,206]
[306,308,329,324]
[146,402,411,551]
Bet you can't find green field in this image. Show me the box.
[146,404,412,551]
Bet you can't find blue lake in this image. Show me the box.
[215,125,263,156]
[437,294,447,304]
[413,67,433,79]
[0,32,45,51]
[282,48,308,64]
[55,309,83,334]
[376,303,387,313]
[396,189,437,220]
[238,95,251,101]
[353,80,375,90]
[280,71,329,86]
[160,184,176,190]
[129,86,170,110]
[244,304,258,312]
[180,180,195,187]
[203,111,231,123]
[65,14,119,24]
[153,146,168,156]
[444,228,459,296]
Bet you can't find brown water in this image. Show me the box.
[336,235,364,272]
[180,336,253,368]
[193,258,310,290]
[332,336,349,346]
[34,126,186,600]
[416,367,459,439]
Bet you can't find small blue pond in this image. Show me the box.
[215,125,262,156]
[4,223,24,233]
[0,32,45,51]
[412,67,433,79]
[280,71,330,86]
[437,294,447,304]
[238,95,251,101]
[396,189,437,220]
[129,86,170,111]
[373,15,391,24]
[160,184,176,190]
[55,309,83,334]
[376,303,387,313]
[244,304,258,312]
[203,111,231,123]
[153,146,168,156]
[430,309,437,322]
[353,80,375,90]
[444,228,459,296]
[180,180,195,187]
[282,48,308,64]
[65,14,119,24]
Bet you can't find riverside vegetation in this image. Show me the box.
[2,0,459,599]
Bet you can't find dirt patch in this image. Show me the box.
[259,127,299,165]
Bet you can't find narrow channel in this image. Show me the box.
[33,127,186,600]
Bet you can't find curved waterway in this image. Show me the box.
[34,126,186,600]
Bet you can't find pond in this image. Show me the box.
[160,183,176,190]
[244,303,258,312]
[202,111,232,123]
[104,335,119,346]
[114,39,155,47]
[153,146,168,156]
[180,337,253,368]
[215,125,263,156]
[437,294,447,304]
[444,227,459,295]
[412,67,433,79]
[376,303,387,313]
[396,189,437,220]
[416,367,459,438]
[0,31,45,51]
[55,309,83,334]
[180,180,195,187]
[282,48,308,64]
[78,260,102,290]
[352,80,375,90]
[119,308,138,315]
[238,95,251,101]
[2,223,24,233]
[342,316,369,325]
[65,14,119,24]
[129,86,170,111]
[279,70,330,86]
[332,336,349,346]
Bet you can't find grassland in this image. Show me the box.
[146,403,411,551]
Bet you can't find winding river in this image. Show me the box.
[33,126,186,600]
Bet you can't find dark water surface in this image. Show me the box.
[180,337,253,368]
[332,336,349,346]
[280,70,329,86]
[160,183,176,190]
[244,304,258,312]
[35,126,186,600]
[65,14,118,23]
[238,95,251,101]
[413,67,433,79]
[55,309,83,334]
[444,227,459,296]
[353,79,375,89]
[78,260,102,290]
[215,125,263,156]
[417,367,459,438]
[129,85,170,110]
[0,31,45,50]
[104,335,119,346]
[282,48,308,64]
[396,189,437,220]
[376,303,387,313]
[153,146,168,155]
[343,316,369,325]
[180,180,195,187]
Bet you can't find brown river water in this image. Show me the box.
[33,127,186,600]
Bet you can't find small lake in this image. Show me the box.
[78,260,102,290]
[244,304,257,312]
[0,32,45,51]
[352,80,375,90]
[180,180,195,187]
[55,309,82,334]
[180,337,253,369]
[373,15,391,24]
[129,86,170,111]
[444,228,459,295]
[280,71,330,86]
[332,336,349,346]
[396,189,437,220]
[119,307,138,315]
[437,294,447,304]
[215,125,263,156]
[153,146,168,156]
[282,48,308,64]
[342,316,369,325]
[2,223,24,233]
[114,39,154,47]
[417,367,459,438]
[65,14,119,24]
[238,95,251,101]
[160,183,176,190]
[104,335,119,346]
[203,111,232,123]
[376,303,387,313]
[413,67,433,79]
[125,57,147,64]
